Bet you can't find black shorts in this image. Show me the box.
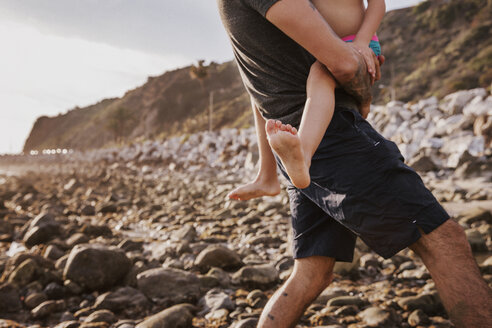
[277,106,450,262]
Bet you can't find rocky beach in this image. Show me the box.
[0,88,491,328]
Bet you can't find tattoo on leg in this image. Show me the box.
[282,292,288,297]
[268,313,275,321]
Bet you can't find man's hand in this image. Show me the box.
[336,47,383,118]
[350,42,376,82]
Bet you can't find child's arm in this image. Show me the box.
[354,0,386,47]
[351,0,386,79]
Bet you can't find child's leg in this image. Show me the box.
[266,61,336,189]
[227,100,280,201]
[298,61,337,163]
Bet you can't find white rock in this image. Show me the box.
[463,96,492,117]
[382,123,398,139]
[441,133,484,157]
[418,96,439,110]
[423,106,444,123]
[398,142,420,161]
[412,129,426,145]
[420,137,444,149]
[412,118,430,130]
[440,88,487,115]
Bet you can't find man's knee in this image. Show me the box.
[292,256,335,287]
[410,219,470,259]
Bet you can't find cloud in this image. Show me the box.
[0,0,233,62]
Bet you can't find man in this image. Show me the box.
[217,0,492,327]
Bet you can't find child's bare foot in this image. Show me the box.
[266,120,311,189]
[227,178,280,201]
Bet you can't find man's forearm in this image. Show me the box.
[265,0,374,109]
[265,0,360,81]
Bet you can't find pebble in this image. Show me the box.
[198,288,235,315]
[135,304,195,328]
[408,308,429,326]
[93,286,151,313]
[84,310,117,324]
[358,306,393,327]
[31,299,65,318]
[232,263,279,288]
[0,283,22,312]
[397,293,441,314]
[194,245,243,271]
[327,296,368,308]
[230,318,258,328]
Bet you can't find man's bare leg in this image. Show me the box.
[228,100,280,201]
[267,61,336,189]
[258,256,335,327]
[409,219,492,328]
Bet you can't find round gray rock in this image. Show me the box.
[198,288,234,316]
[232,263,279,288]
[358,306,393,327]
[327,295,368,308]
[0,283,22,312]
[194,245,243,271]
[84,309,117,323]
[8,258,38,287]
[135,303,195,328]
[94,286,151,312]
[408,309,429,326]
[63,243,132,291]
[136,267,201,305]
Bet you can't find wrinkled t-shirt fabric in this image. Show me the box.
[217,0,358,127]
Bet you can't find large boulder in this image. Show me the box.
[136,268,202,305]
[63,244,132,291]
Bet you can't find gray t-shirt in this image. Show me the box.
[217,0,358,127]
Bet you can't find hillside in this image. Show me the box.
[374,0,492,102]
[23,61,251,151]
[23,0,492,152]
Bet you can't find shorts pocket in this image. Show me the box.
[325,108,357,135]
[340,108,381,147]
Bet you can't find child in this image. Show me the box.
[228,0,385,200]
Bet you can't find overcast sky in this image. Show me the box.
[0,0,423,154]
